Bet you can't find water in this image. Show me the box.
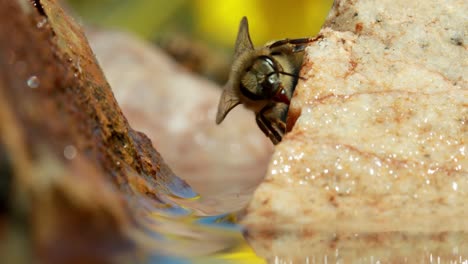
[119,166,265,263]
[136,198,468,263]
[36,17,47,28]
[63,145,77,160]
[127,196,265,263]
[122,159,468,264]
[27,75,40,88]
[143,214,264,264]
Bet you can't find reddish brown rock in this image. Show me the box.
[0,0,195,263]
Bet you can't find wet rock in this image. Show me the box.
[0,0,196,262]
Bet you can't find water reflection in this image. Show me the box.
[130,202,264,263]
[245,229,468,263]
[122,182,468,264]
[121,168,264,263]
[117,161,468,264]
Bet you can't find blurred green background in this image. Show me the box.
[67,0,333,47]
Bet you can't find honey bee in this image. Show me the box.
[215,17,313,144]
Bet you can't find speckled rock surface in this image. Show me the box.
[242,0,467,261]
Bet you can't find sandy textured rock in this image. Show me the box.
[243,0,467,262]
[88,31,273,214]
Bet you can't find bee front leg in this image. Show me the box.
[255,103,289,145]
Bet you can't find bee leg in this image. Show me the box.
[268,37,316,53]
[255,103,289,145]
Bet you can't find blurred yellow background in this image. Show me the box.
[194,0,333,46]
[67,0,333,47]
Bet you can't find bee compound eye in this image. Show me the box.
[267,72,280,87]
[239,56,282,100]
[254,56,280,96]
[240,73,265,101]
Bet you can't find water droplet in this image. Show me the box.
[27,75,39,88]
[452,182,458,191]
[36,17,47,28]
[74,58,82,77]
[64,145,77,160]
[375,160,382,167]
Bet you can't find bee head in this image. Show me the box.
[216,17,300,124]
[239,55,282,101]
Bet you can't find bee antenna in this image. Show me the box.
[276,71,306,80]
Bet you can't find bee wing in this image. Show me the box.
[215,80,241,124]
[234,17,254,58]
